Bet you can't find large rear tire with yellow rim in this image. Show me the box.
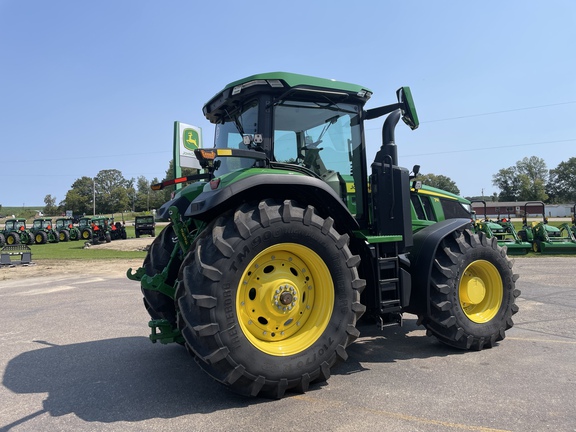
[177,199,366,398]
[422,229,520,350]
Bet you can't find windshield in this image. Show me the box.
[273,100,364,216]
[213,100,259,176]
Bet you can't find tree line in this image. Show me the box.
[410,155,576,203]
[39,155,576,216]
[43,161,196,216]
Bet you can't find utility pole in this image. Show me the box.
[93,178,96,216]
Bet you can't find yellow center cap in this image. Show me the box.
[461,276,486,304]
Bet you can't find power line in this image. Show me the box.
[422,101,576,123]
[403,138,576,158]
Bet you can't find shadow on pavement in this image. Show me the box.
[2,337,260,428]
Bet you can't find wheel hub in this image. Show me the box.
[461,276,486,305]
[274,285,298,311]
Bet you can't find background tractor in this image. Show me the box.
[78,216,94,240]
[471,200,531,255]
[518,201,576,253]
[1,218,34,246]
[109,218,128,240]
[89,217,112,245]
[30,218,60,244]
[128,72,520,398]
[54,217,81,241]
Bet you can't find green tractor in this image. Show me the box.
[572,204,576,237]
[30,218,60,244]
[471,201,531,255]
[78,216,94,240]
[54,217,81,242]
[0,218,34,246]
[109,218,128,240]
[77,216,112,244]
[90,217,112,245]
[127,72,520,398]
[518,201,576,253]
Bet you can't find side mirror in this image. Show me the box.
[396,87,419,130]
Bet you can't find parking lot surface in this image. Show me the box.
[1,256,575,432]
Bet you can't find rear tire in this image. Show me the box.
[59,230,70,242]
[420,229,520,350]
[35,231,48,245]
[177,199,365,398]
[81,229,92,240]
[0,233,5,247]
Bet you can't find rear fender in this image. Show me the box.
[405,218,473,315]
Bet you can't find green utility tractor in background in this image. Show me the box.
[78,216,94,240]
[571,204,576,237]
[0,218,34,246]
[108,218,128,240]
[471,201,531,255]
[89,217,112,245]
[128,72,520,398]
[77,216,112,244]
[54,217,81,241]
[518,201,576,253]
[30,218,60,244]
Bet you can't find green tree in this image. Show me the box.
[94,169,131,213]
[415,173,460,195]
[492,167,521,201]
[493,156,548,202]
[62,176,94,214]
[43,194,58,215]
[547,157,576,203]
[517,156,548,201]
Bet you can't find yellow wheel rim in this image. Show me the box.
[7,236,15,245]
[237,243,334,356]
[459,260,503,323]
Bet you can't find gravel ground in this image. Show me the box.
[0,237,154,282]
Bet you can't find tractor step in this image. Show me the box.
[376,253,402,315]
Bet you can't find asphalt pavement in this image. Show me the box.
[1,256,575,432]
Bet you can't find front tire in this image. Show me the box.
[421,229,520,350]
[141,224,182,325]
[6,233,20,245]
[177,199,365,398]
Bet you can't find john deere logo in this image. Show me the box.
[183,128,199,151]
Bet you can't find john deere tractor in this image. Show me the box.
[1,218,34,245]
[518,201,576,253]
[471,201,531,255]
[29,218,60,244]
[54,217,81,241]
[90,217,112,245]
[128,72,520,398]
[78,216,94,240]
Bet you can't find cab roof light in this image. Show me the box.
[231,79,285,95]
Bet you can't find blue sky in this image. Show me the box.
[1,1,575,207]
